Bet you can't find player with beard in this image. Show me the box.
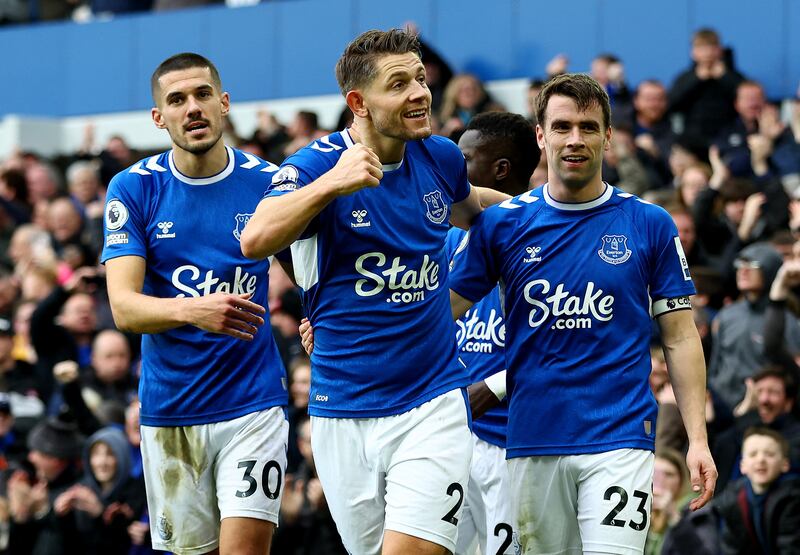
[444,112,539,555]
[102,53,288,555]
[449,74,716,554]
[241,29,503,555]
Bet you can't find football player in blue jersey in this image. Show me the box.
[447,112,540,555]
[102,53,288,555]
[241,29,506,555]
[449,74,717,554]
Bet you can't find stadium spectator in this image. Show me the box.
[668,28,744,145]
[53,427,146,554]
[602,124,652,195]
[7,412,84,554]
[0,168,32,225]
[283,110,325,157]
[709,243,800,411]
[25,162,61,206]
[715,427,800,554]
[590,53,633,125]
[46,197,96,269]
[251,110,290,163]
[439,73,504,139]
[675,163,711,210]
[645,447,690,555]
[632,79,675,186]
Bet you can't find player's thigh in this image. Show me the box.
[383,388,473,555]
[219,516,274,555]
[141,423,221,555]
[576,449,654,555]
[382,530,450,555]
[472,439,517,555]
[311,415,386,555]
[509,456,582,555]
[215,407,289,525]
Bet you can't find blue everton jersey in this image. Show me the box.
[446,227,508,448]
[450,184,695,458]
[101,147,288,427]
[266,130,471,417]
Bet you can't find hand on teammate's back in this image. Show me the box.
[188,292,266,341]
[299,318,314,355]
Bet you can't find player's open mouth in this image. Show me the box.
[562,155,588,166]
[404,109,428,119]
[186,121,209,136]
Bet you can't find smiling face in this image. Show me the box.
[537,95,611,192]
[740,433,789,493]
[357,52,432,142]
[89,441,118,487]
[151,66,229,156]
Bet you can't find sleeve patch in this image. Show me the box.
[271,165,299,186]
[673,236,692,281]
[105,199,129,231]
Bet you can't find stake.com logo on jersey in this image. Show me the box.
[524,279,614,330]
[353,252,440,304]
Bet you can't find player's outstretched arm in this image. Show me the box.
[658,308,718,510]
[106,255,265,340]
[241,144,383,259]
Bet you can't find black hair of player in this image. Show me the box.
[151,52,222,104]
[535,73,611,131]
[465,112,540,185]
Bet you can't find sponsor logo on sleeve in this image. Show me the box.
[106,232,128,246]
[105,199,129,231]
[271,165,299,189]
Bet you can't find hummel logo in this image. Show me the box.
[524,246,542,263]
[351,209,371,228]
[156,221,176,239]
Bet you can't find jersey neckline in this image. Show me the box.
[168,146,235,185]
[341,128,404,172]
[542,182,613,211]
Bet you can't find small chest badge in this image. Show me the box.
[233,213,253,242]
[598,235,632,265]
[423,191,448,224]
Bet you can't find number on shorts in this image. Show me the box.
[493,523,513,554]
[235,459,283,499]
[441,482,464,525]
[600,486,649,531]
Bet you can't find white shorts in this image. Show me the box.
[141,407,289,555]
[510,449,654,555]
[311,388,473,555]
[456,434,518,555]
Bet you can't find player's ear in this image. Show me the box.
[346,90,369,118]
[604,125,613,151]
[535,124,545,150]
[220,92,230,116]
[495,158,510,181]
[151,107,166,129]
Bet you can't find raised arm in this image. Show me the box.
[658,308,718,510]
[105,255,265,340]
[241,144,382,259]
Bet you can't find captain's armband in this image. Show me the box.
[652,296,692,317]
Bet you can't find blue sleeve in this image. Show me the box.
[448,211,499,302]
[647,206,696,300]
[445,226,467,262]
[428,136,470,204]
[264,147,335,198]
[100,171,148,263]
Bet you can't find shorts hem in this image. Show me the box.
[384,521,455,553]
[220,509,279,525]
[151,539,219,555]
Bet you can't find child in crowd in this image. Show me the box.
[715,427,800,554]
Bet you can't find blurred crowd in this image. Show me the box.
[0,23,799,555]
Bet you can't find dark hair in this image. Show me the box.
[635,79,666,96]
[743,426,790,459]
[752,365,797,401]
[151,52,222,104]
[297,111,319,131]
[534,73,611,130]
[465,112,540,185]
[0,168,28,204]
[335,29,422,95]
[693,28,720,46]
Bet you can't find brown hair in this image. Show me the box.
[335,29,421,95]
[151,52,222,104]
[534,73,611,130]
[743,427,790,460]
[693,28,720,46]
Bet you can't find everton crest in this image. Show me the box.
[233,213,253,242]
[598,234,632,265]
[423,190,448,224]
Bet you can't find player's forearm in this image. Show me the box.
[473,186,510,209]
[662,327,709,445]
[241,182,338,259]
[109,290,192,334]
[450,290,475,320]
